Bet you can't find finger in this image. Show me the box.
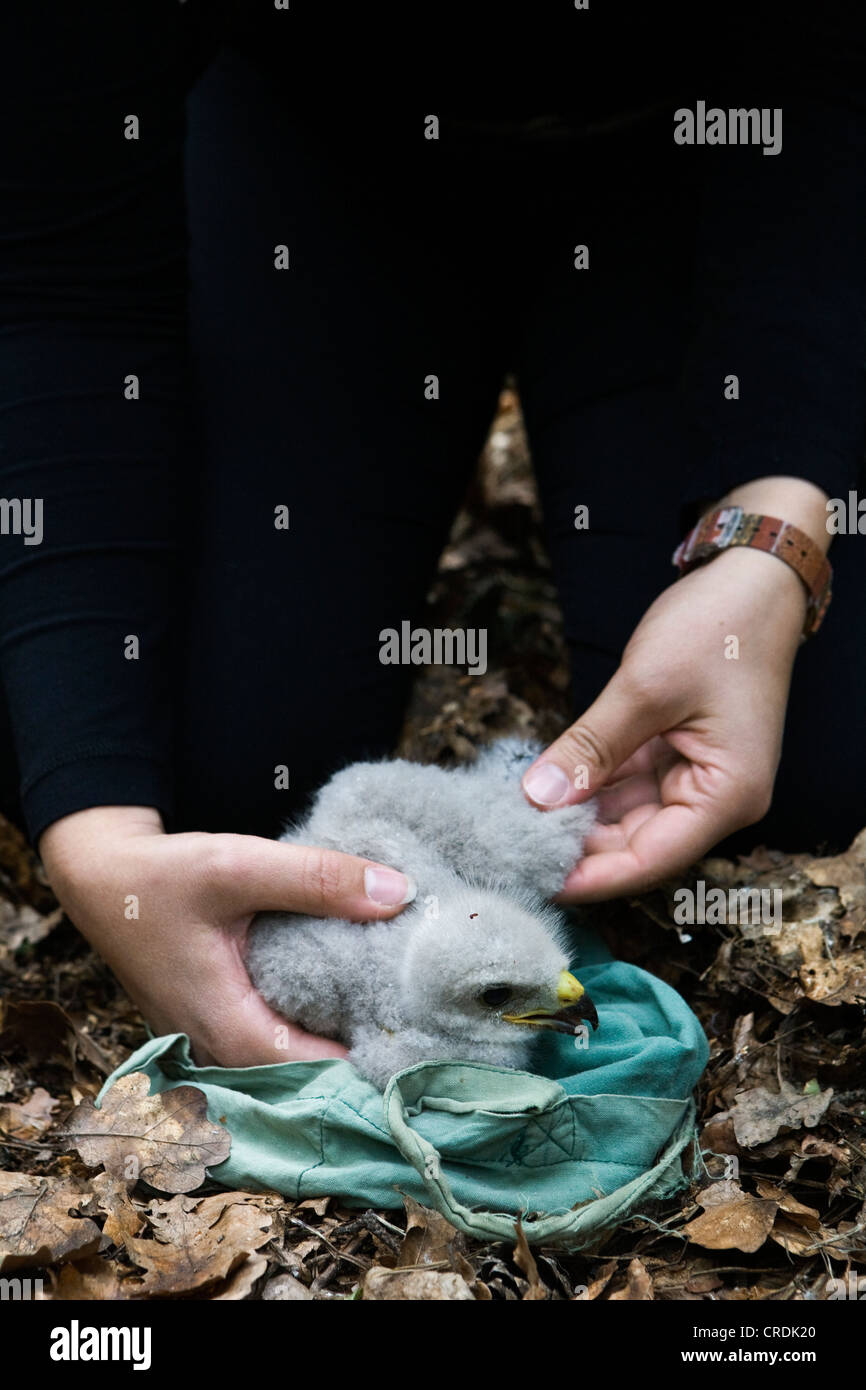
[209,835,417,920]
[580,802,659,853]
[558,800,730,902]
[522,670,674,810]
[596,738,667,785]
[595,772,662,823]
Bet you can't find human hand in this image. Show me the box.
[521,479,831,901]
[39,806,416,1067]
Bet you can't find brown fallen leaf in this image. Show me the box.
[84,1172,147,1249]
[50,1256,130,1300]
[363,1266,475,1300]
[0,1086,59,1140]
[513,1218,547,1300]
[683,1191,778,1254]
[575,1258,617,1301]
[124,1192,274,1296]
[720,1082,833,1147]
[58,1072,231,1192]
[609,1257,654,1300]
[697,1178,743,1208]
[211,1252,269,1300]
[805,829,866,917]
[296,1196,331,1217]
[0,1172,104,1271]
[768,1216,822,1257]
[753,1179,821,1229]
[801,1135,849,1164]
[799,953,866,1005]
[397,1195,476,1284]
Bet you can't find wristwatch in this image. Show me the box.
[672,506,832,638]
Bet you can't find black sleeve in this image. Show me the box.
[680,34,866,506]
[0,3,213,845]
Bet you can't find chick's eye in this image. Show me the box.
[479,986,513,1008]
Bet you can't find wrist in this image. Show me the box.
[702,544,807,625]
[671,546,807,667]
[40,804,164,882]
[676,481,832,640]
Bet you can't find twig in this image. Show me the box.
[310,1235,368,1293]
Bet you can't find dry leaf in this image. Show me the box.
[698,1179,743,1208]
[609,1257,654,1300]
[683,1193,778,1254]
[0,1087,59,1140]
[0,1172,103,1271]
[805,829,866,915]
[513,1219,547,1300]
[363,1266,475,1300]
[211,1252,269,1300]
[799,953,866,1005]
[124,1192,273,1296]
[296,1196,330,1216]
[768,1216,821,1257]
[397,1195,476,1285]
[59,1073,231,1192]
[801,1135,849,1163]
[50,1257,130,1300]
[753,1179,821,1228]
[86,1172,146,1249]
[575,1258,618,1301]
[721,1082,833,1147]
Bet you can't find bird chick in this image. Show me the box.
[246,738,598,1090]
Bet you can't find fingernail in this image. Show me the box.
[364,866,417,907]
[523,761,571,806]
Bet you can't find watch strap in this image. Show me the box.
[672,506,832,637]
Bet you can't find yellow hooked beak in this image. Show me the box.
[557,969,585,1004]
[502,969,599,1034]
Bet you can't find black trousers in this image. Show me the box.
[152,44,862,854]
[2,37,863,855]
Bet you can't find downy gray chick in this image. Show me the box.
[246,738,598,1090]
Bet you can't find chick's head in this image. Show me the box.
[398,882,598,1052]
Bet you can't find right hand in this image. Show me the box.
[39,805,416,1067]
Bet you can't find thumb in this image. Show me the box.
[210,835,417,920]
[522,670,669,808]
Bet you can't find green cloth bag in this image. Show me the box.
[98,925,708,1250]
